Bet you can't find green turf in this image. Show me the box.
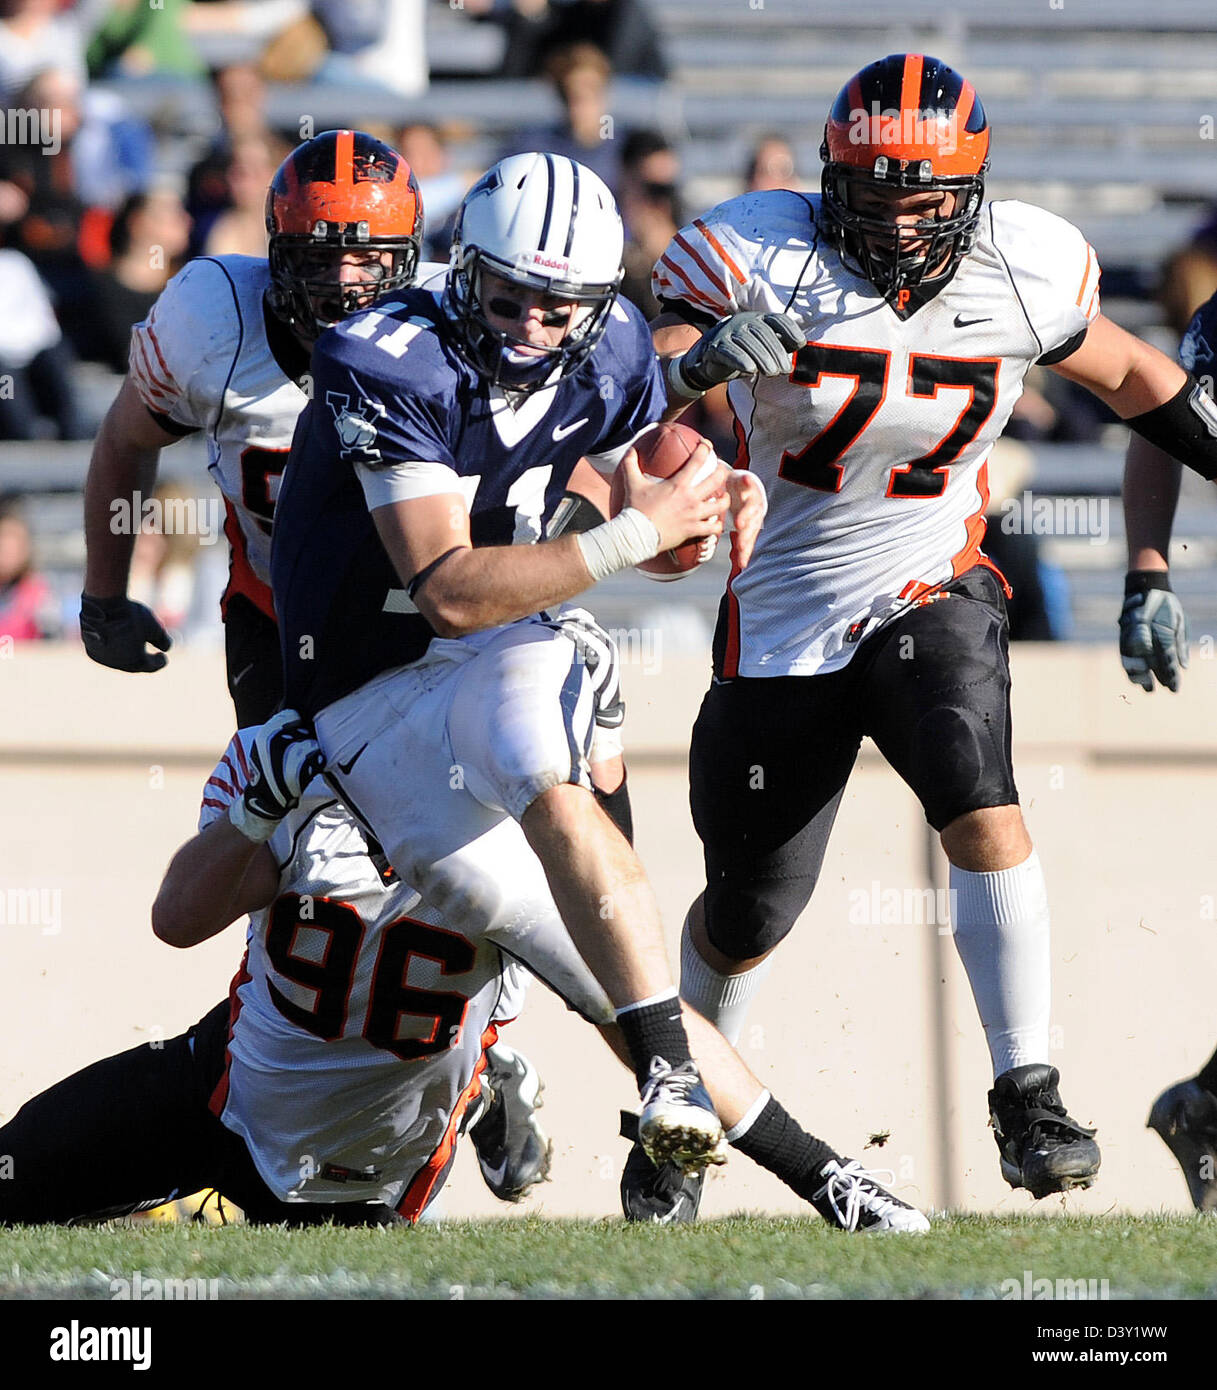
[2,1213,1216,1299]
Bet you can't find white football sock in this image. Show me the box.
[679,916,773,1047]
[949,850,1052,1080]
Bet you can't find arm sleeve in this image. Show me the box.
[991,201,1101,361]
[128,259,240,432]
[198,731,257,831]
[651,209,753,325]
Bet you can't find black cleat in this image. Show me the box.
[469,1041,552,1203]
[988,1063,1100,1199]
[1147,1077,1217,1213]
[619,1111,703,1224]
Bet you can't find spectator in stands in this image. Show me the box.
[86,0,204,81]
[468,0,667,80]
[185,0,426,96]
[0,0,86,104]
[310,0,427,97]
[619,130,682,320]
[185,63,272,258]
[0,498,59,640]
[0,244,85,441]
[745,134,798,193]
[1160,210,1217,337]
[503,42,619,191]
[398,123,467,262]
[203,134,284,258]
[89,188,192,375]
[0,67,103,359]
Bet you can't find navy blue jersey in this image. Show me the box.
[272,285,665,714]
[1180,292,1217,383]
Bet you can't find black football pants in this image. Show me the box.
[0,1001,401,1226]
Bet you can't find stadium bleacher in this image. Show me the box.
[6,0,1217,647]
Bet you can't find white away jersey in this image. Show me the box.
[654,191,1100,676]
[199,732,520,1217]
[128,256,448,620]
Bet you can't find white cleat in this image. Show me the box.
[810,1159,931,1233]
[637,1058,726,1174]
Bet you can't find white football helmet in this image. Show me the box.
[443,153,624,390]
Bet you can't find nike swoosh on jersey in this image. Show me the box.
[552,417,589,442]
[953,314,992,327]
[336,743,369,775]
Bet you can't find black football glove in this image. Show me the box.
[229,710,327,842]
[80,593,172,673]
[676,311,806,394]
[1119,570,1188,693]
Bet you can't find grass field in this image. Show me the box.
[2,1213,1215,1300]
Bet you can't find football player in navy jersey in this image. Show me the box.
[1121,287,1217,1210]
[270,155,934,1226]
[272,151,753,1176]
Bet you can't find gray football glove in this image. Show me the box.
[1119,571,1188,693]
[229,710,327,842]
[675,312,806,394]
[80,593,172,673]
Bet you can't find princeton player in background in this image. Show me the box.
[648,53,1217,1214]
[80,130,431,728]
[1118,286,1217,1211]
[77,129,550,1206]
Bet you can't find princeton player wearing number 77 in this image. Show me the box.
[645,53,1217,1213]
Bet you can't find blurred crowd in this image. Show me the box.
[2,0,1216,647]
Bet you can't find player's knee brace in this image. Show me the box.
[703,873,812,960]
[913,703,1017,832]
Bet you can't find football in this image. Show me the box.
[608,421,722,578]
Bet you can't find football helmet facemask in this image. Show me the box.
[265,129,423,340]
[819,53,990,300]
[443,153,624,392]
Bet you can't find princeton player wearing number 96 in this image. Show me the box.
[649,53,1217,1212]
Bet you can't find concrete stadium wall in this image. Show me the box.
[0,640,1212,1220]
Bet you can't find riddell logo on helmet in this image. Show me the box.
[847,104,959,157]
[524,252,578,275]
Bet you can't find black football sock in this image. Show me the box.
[1196,1046,1217,1100]
[730,1095,841,1200]
[615,991,693,1090]
[593,773,634,845]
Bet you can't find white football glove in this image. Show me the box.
[229,709,327,842]
[1119,572,1188,693]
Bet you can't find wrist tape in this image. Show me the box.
[576,507,661,582]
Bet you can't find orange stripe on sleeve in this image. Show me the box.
[692,219,746,285]
[1074,245,1095,307]
[674,231,732,300]
[656,255,725,315]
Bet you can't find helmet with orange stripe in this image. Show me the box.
[265,129,423,340]
[819,54,990,299]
